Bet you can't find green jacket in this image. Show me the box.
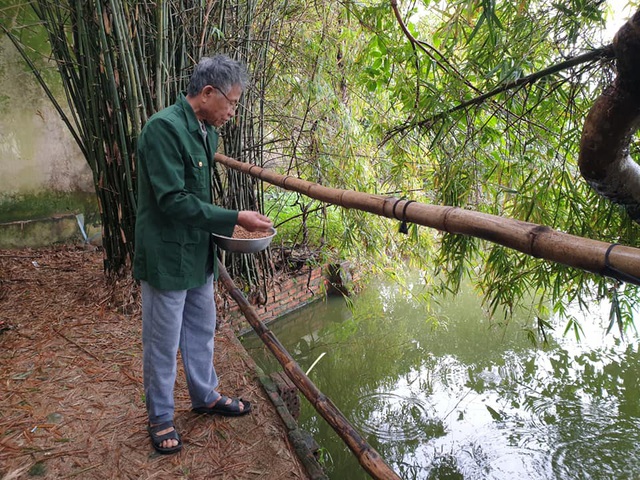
[133,94,238,290]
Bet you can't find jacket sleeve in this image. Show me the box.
[140,117,238,236]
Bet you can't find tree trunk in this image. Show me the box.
[579,9,640,222]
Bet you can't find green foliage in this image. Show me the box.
[258,0,640,335]
[265,190,342,248]
[2,0,273,283]
[316,446,334,468]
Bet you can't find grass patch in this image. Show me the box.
[0,191,99,224]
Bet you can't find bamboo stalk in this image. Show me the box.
[217,261,401,480]
[214,152,640,285]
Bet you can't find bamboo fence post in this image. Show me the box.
[214,153,640,285]
[217,262,402,480]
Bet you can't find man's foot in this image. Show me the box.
[148,421,182,454]
[192,394,252,416]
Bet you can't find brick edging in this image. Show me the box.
[222,327,328,480]
[218,261,360,334]
[219,265,327,333]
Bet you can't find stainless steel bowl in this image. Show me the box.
[212,227,277,253]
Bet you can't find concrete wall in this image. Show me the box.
[0,36,93,201]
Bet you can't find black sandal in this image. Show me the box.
[148,421,183,455]
[193,394,252,417]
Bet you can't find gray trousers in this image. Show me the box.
[141,274,221,424]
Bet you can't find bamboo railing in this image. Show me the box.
[217,262,402,480]
[214,153,640,286]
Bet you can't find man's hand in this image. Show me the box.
[237,211,273,232]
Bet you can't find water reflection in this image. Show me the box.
[241,275,640,479]
[353,393,444,442]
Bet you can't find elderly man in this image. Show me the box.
[134,55,272,454]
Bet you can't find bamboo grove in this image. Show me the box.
[2,0,272,284]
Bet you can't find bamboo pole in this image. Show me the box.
[216,262,401,480]
[214,153,640,286]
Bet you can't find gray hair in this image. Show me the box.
[187,55,249,96]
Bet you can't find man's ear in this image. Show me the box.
[202,85,215,97]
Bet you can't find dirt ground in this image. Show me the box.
[0,245,310,479]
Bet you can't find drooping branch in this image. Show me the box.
[384,45,614,142]
[578,9,640,222]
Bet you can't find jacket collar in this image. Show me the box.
[177,93,203,133]
[177,92,218,157]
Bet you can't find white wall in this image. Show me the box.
[0,36,93,199]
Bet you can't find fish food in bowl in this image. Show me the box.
[212,226,277,253]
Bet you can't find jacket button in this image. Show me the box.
[198,162,203,167]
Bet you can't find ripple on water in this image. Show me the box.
[459,424,552,480]
[352,392,445,442]
[549,418,640,480]
[458,413,640,479]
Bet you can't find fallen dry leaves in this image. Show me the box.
[0,245,308,479]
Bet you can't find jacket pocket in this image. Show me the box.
[157,228,183,276]
[186,154,208,191]
[158,226,199,276]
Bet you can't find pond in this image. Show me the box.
[241,273,640,479]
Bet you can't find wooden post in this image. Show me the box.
[217,261,402,480]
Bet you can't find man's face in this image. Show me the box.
[201,84,242,127]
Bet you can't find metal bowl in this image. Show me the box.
[212,227,277,253]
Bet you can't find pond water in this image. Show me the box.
[241,274,640,479]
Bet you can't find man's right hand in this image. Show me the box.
[237,211,273,232]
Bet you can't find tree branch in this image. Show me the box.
[383,45,615,142]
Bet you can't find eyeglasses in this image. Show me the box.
[213,86,239,110]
